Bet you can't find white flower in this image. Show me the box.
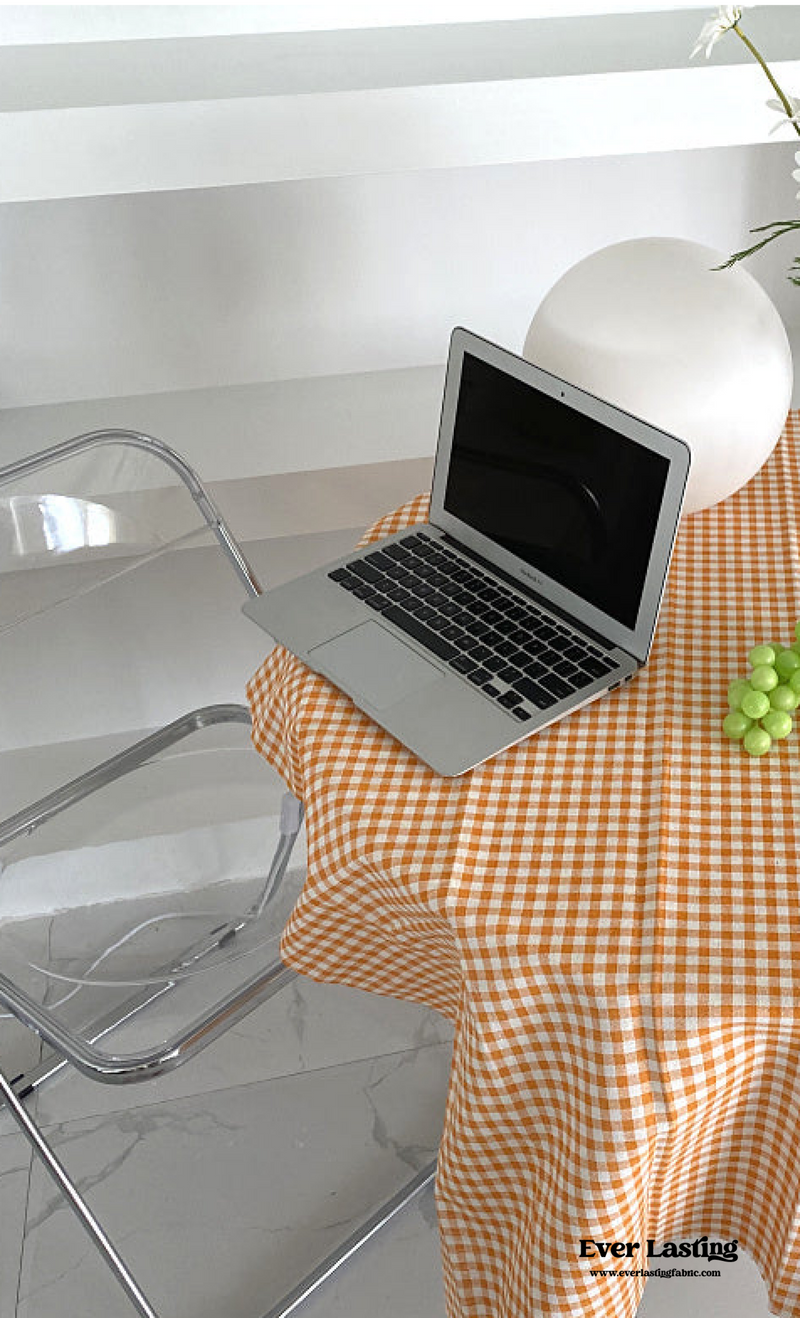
[691,6,743,59]
[794,151,800,198]
[768,96,800,133]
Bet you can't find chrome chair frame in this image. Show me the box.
[0,430,436,1318]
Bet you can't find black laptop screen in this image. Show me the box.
[442,352,670,630]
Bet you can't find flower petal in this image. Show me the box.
[691,6,743,59]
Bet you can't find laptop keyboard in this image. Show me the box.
[328,530,617,723]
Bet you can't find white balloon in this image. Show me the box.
[523,237,794,515]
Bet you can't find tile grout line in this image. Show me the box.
[32,1033,454,1135]
[12,1136,35,1318]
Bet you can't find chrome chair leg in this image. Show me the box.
[0,1063,161,1318]
[259,1158,438,1318]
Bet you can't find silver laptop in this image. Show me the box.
[244,328,690,776]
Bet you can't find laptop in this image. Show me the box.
[244,328,690,776]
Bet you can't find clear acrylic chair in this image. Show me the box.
[0,431,436,1318]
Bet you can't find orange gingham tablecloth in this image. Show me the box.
[248,412,800,1318]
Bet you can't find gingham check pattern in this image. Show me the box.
[248,412,800,1318]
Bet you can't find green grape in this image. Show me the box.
[790,669,800,695]
[749,645,776,668]
[741,689,771,720]
[770,684,799,713]
[750,664,779,693]
[723,711,753,740]
[744,725,772,756]
[762,710,793,740]
[795,620,800,643]
[776,649,800,679]
[727,678,752,710]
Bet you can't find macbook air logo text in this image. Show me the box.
[520,566,544,587]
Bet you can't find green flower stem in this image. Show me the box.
[708,18,800,281]
[733,22,800,138]
[715,218,800,264]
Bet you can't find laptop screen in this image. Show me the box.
[442,351,670,630]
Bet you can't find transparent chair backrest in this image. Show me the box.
[0,433,263,756]
[0,434,299,1041]
[0,434,247,630]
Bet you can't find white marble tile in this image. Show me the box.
[0,1132,32,1318]
[297,1180,447,1318]
[18,1040,451,1318]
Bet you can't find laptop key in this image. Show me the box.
[466,645,491,664]
[584,655,615,677]
[513,677,558,709]
[470,621,496,640]
[450,654,477,675]
[553,660,580,680]
[350,562,383,584]
[522,659,548,680]
[363,550,395,570]
[441,623,465,642]
[571,670,596,689]
[540,672,574,700]
[522,638,545,657]
[381,607,459,662]
[508,648,530,668]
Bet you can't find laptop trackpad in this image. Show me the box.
[309,621,443,710]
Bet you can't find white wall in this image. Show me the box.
[0,142,797,453]
[0,4,798,469]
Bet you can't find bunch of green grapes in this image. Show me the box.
[724,624,800,756]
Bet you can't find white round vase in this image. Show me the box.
[523,237,794,514]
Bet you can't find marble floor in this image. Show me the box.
[0,931,453,1318]
[0,844,776,1318]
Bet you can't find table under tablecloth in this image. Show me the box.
[247,412,800,1318]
